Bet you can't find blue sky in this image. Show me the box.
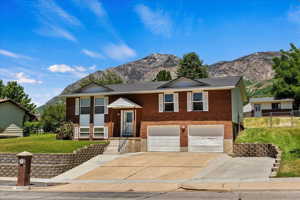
[0,0,300,106]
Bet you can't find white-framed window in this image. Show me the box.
[80,98,90,114]
[164,93,174,112]
[94,126,104,138]
[94,97,105,114]
[192,92,203,111]
[80,127,90,138]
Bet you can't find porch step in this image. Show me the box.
[103,140,121,154]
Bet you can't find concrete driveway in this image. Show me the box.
[77,152,222,181]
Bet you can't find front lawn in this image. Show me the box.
[0,134,106,153]
[236,127,300,177]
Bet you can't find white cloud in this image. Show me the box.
[48,64,75,73]
[37,22,77,42]
[37,0,82,27]
[15,72,42,84]
[85,0,106,17]
[103,43,136,60]
[288,6,300,24]
[134,4,172,37]
[89,65,97,70]
[0,49,32,60]
[81,49,104,58]
[48,64,97,78]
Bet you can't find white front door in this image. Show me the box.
[254,104,262,117]
[121,110,134,137]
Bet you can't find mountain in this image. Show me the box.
[41,51,281,110]
[209,51,281,82]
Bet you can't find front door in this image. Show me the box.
[254,104,262,117]
[121,110,134,137]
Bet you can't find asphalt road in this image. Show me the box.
[0,191,299,200]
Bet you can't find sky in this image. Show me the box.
[0,0,300,106]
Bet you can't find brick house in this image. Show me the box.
[63,76,246,153]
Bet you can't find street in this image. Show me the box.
[0,191,299,200]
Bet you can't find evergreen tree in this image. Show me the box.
[153,70,172,81]
[41,103,65,133]
[272,43,300,101]
[3,81,36,111]
[0,80,5,98]
[177,52,208,79]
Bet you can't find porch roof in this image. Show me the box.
[107,98,142,109]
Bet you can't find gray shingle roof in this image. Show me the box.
[104,76,242,93]
[68,76,243,95]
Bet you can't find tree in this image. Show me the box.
[41,103,66,133]
[272,43,300,102]
[80,70,123,87]
[177,52,208,79]
[0,80,5,98]
[2,81,36,111]
[153,70,172,81]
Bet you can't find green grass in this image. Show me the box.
[0,134,106,153]
[236,127,300,177]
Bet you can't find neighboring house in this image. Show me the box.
[63,76,246,153]
[0,99,36,137]
[248,97,294,117]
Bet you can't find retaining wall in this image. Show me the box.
[0,143,107,178]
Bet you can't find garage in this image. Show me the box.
[188,125,224,152]
[147,125,180,152]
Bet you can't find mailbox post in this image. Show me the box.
[16,151,32,186]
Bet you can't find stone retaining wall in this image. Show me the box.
[0,143,107,178]
[233,143,282,177]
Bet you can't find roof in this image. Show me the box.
[249,97,294,103]
[107,98,142,109]
[65,76,243,96]
[0,99,37,119]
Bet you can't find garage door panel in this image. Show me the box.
[148,126,180,152]
[188,125,224,152]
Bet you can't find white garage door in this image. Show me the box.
[148,125,180,152]
[188,125,224,152]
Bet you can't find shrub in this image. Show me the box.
[23,121,42,136]
[41,103,65,133]
[57,122,74,140]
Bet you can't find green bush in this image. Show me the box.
[57,122,74,140]
[41,103,65,133]
[23,121,42,136]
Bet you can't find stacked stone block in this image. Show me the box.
[0,143,107,178]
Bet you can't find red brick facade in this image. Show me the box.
[66,89,234,143]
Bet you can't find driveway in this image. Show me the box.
[77,152,221,181]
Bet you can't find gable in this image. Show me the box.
[159,77,209,89]
[75,83,112,94]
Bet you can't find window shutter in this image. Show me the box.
[174,93,179,112]
[203,91,209,111]
[75,98,79,115]
[104,126,108,139]
[104,97,109,114]
[187,92,192,112]
[158,94,164,112]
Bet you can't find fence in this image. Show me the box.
[244,110,300,128]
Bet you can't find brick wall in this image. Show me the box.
[0,143,107,178]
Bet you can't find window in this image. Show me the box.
[164,94,174,112]
[80,127,89,138]
[94,127,104,138]
[272,103,281,110]
[192,92,203,111]
[80,98,90,114]
[95,98,105,114]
